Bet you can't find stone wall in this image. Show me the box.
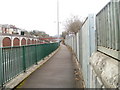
[90,52,120,89]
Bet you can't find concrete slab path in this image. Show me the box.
[20,44,76,88]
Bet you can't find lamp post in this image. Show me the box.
[57,0,59,42]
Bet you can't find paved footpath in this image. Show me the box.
[20,44,76,88]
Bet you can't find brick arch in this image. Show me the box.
[3,37,11,47]
[13,38,20,46]
[27,39,30,45]
[32,39,35,44]
[35,40,37,44]
[21,38,26,45]
[37,40,40,44]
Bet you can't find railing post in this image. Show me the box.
[22,46,26,72]
[35,45,38,65]
[0,48,3,87]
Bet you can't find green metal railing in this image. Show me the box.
[0,43,59,86]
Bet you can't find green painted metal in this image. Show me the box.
[0,47,3,87]
[22,46,26,72]
[0,43,59,86]
[35,45,38,65]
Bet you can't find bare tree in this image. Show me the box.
[64,16,83,35]
[29,30,50,38]
[61,31,68,39]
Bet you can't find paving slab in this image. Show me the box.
[20,44,76,88]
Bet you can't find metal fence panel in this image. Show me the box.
[80,14,96,88]
[65,14,96,88]
[2,47,23,84]
[0,43,59,86]
[97,0,120,60]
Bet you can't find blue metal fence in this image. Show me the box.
[65,14,96,88]
[65,0,119,88]
[96,0,120,60]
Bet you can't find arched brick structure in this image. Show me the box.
[13,38,20,46]
[35,40,37,44]
[3,37,11,47]
[30,40,32,44]
[27,39,30,45]
[21,38,26,45]
[37,40,40,44]
[32,39,35,44]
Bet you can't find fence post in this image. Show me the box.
[35,45,38,65]
[0,48,3,87]
[22,46,26,72]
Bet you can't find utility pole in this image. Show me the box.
[57,0,59,42]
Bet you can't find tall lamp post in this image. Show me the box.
[57,0,59,42]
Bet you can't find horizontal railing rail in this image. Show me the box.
[0,43,59,86]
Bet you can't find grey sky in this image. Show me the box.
[0,0,110,36]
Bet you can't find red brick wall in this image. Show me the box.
[35,40,36,44]
[13,38,20,46]
[27,39,30,45]
[37,40,39,44]
[3,37,11,47]
[21,38,26,45]
[32,39,35,44]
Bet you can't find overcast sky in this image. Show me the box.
[0,0,110,36]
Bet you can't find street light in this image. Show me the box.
[57,0,59,42]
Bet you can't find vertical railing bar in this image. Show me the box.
[20,47,23,72]
[113,1,117,50]
[118,1,120,50]
[99,13,101,46]
[16,48,19,75]
[100,10,103,47]
[112,1,115,49]
[0,48,3,87]
[14,48,17,77]
[5,49,8,82]
[8,49,11,81]
[8,49,10,81]
[22,46,26,72]
[103,8,106,47]
[3,49,5,84]
[17,47,20,75]
[96,16,99,46]
[12,48,15,78]
[6,49,9,81]
[12,48,16,78]
[108,3,111,48]
[4,50,7,83]
[2,49,5,84]
[110,2,113,49]
[26,46,28,68]
[12,48,14,78]
[114,1,119,50]
[105,6,108,48]
[9,48,12,80]
[18,47,21,74]
[15,48,18,76]
[99,11,102,46]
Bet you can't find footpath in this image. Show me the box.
[20,44,76,88]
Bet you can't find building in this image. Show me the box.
[0,24,21,35]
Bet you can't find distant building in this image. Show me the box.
[0,24,21,35]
